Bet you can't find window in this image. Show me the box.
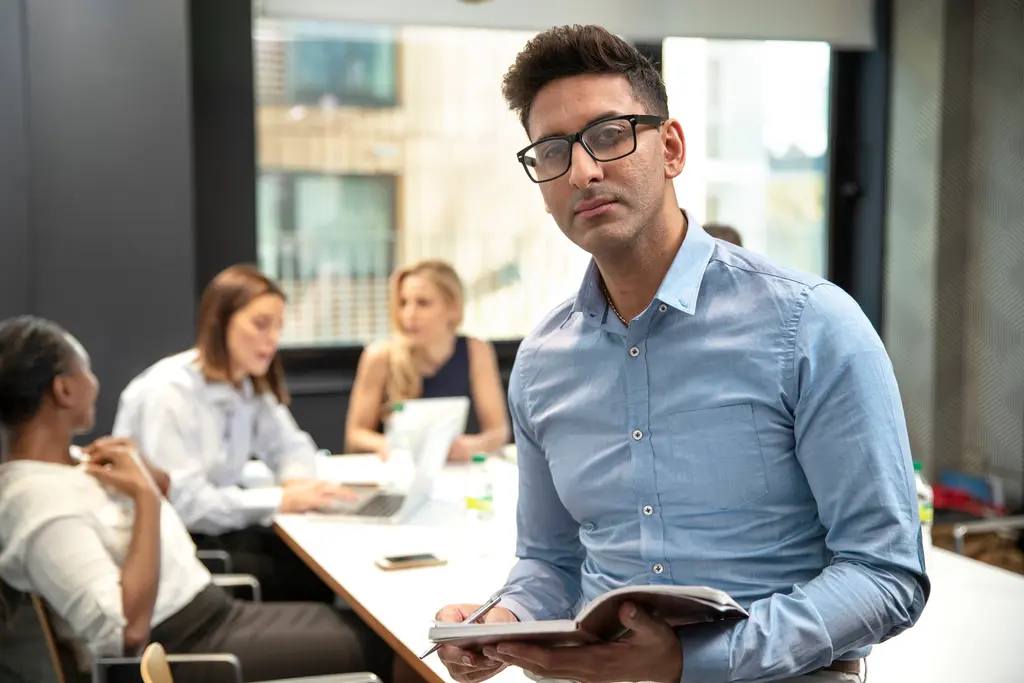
[255,20,833,346]
[258,172,396,345]
[665,39,831,276]
[255,22,397,107]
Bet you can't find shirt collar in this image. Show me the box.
[205,377,254,406]
[186,354,255,406]
[566,210,717,325]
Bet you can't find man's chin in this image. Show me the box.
[569,219,636,255]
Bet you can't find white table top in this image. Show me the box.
[867,547,1024,683]
[276,458,1024,683]
[275,459,524,683]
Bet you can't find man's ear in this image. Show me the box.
[51,374,74,409]
[663,119,686,180]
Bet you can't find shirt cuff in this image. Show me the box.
[238,486,284,520]
[277,456,317,483]
[497,595,535,623]
[680,623,732,683]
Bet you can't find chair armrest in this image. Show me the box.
[255,674,382,683]
[952,515,1024,554]
[93,653,242,683]
[211,573,263,602]
[197,549,234,573]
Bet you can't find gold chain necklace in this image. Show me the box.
[601,281,629,327]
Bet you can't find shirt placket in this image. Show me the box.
[623,305,673,584]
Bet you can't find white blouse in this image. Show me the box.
[0,454,211,664]
[112,349,318,535]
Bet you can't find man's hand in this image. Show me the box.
[435,603,520,683]
[483,603,682,683]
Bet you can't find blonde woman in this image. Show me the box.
[345,261,510,461]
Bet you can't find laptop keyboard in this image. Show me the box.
[357,493,405,517]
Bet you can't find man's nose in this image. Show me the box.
[568,143,603,189]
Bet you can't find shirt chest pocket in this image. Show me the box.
[660,403,768,511]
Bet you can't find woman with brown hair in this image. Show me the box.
[112,265,350,603]
[345,260,510,461]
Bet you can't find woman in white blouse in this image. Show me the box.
[0,316,391,682]
[112,265,351,603]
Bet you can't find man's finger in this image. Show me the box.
[462,664,506,683]
[487,643,561,668]
[437,644,473,663]
[482,649,551,678]
[618,601,665,636]
[446,658,503,674]
[435,605,475,622]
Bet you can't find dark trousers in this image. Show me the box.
[192,525,335,604]
[101,585,393,683]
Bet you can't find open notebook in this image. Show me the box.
[428,584,748,649]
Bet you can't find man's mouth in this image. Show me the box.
[574,196,617,219]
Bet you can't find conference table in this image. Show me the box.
[272,456,1024,683]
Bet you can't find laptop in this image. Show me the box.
[319,396,470,523]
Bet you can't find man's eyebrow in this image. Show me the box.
[533,110,626,142]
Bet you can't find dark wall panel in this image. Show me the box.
[22,0,197,434]
[190,0,258,290]
[0,0,30,318]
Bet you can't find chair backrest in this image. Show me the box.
[31,595,70,683]
[141,642,174,683]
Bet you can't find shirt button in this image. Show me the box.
[643,505,654,516]
[653,563,664,574]
[631,429,643,441]
[629,346,640,357]
[658,303,668,313]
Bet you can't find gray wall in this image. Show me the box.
[885,0,1024,505]
[0,0,197,436]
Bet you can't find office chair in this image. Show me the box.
[140,642,382,683]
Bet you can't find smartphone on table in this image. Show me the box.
[374,553,448,571]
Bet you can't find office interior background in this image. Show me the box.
[0,0,1021,513]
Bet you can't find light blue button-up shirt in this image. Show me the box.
[499,217,929,682]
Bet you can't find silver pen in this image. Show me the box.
[419,592,504,660]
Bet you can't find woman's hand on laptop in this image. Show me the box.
[279,480,357,514]
[448,437,474,463]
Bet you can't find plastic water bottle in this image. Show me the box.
[464,453,494,523]
[913,461,934,558]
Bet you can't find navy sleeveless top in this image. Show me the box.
[421,336,480,435]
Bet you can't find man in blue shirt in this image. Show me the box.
[435,25,928,683]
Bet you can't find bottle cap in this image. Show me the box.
[912,461,922,472]
[471,453,487,464]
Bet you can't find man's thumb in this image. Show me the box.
[619,602,659,634]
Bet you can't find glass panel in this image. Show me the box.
[255,21,397,107]
[664,39,831,275]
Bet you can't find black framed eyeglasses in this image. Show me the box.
[516,114,667,183]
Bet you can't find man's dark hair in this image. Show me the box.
[502,25,669,132]
[0,316,75,428]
